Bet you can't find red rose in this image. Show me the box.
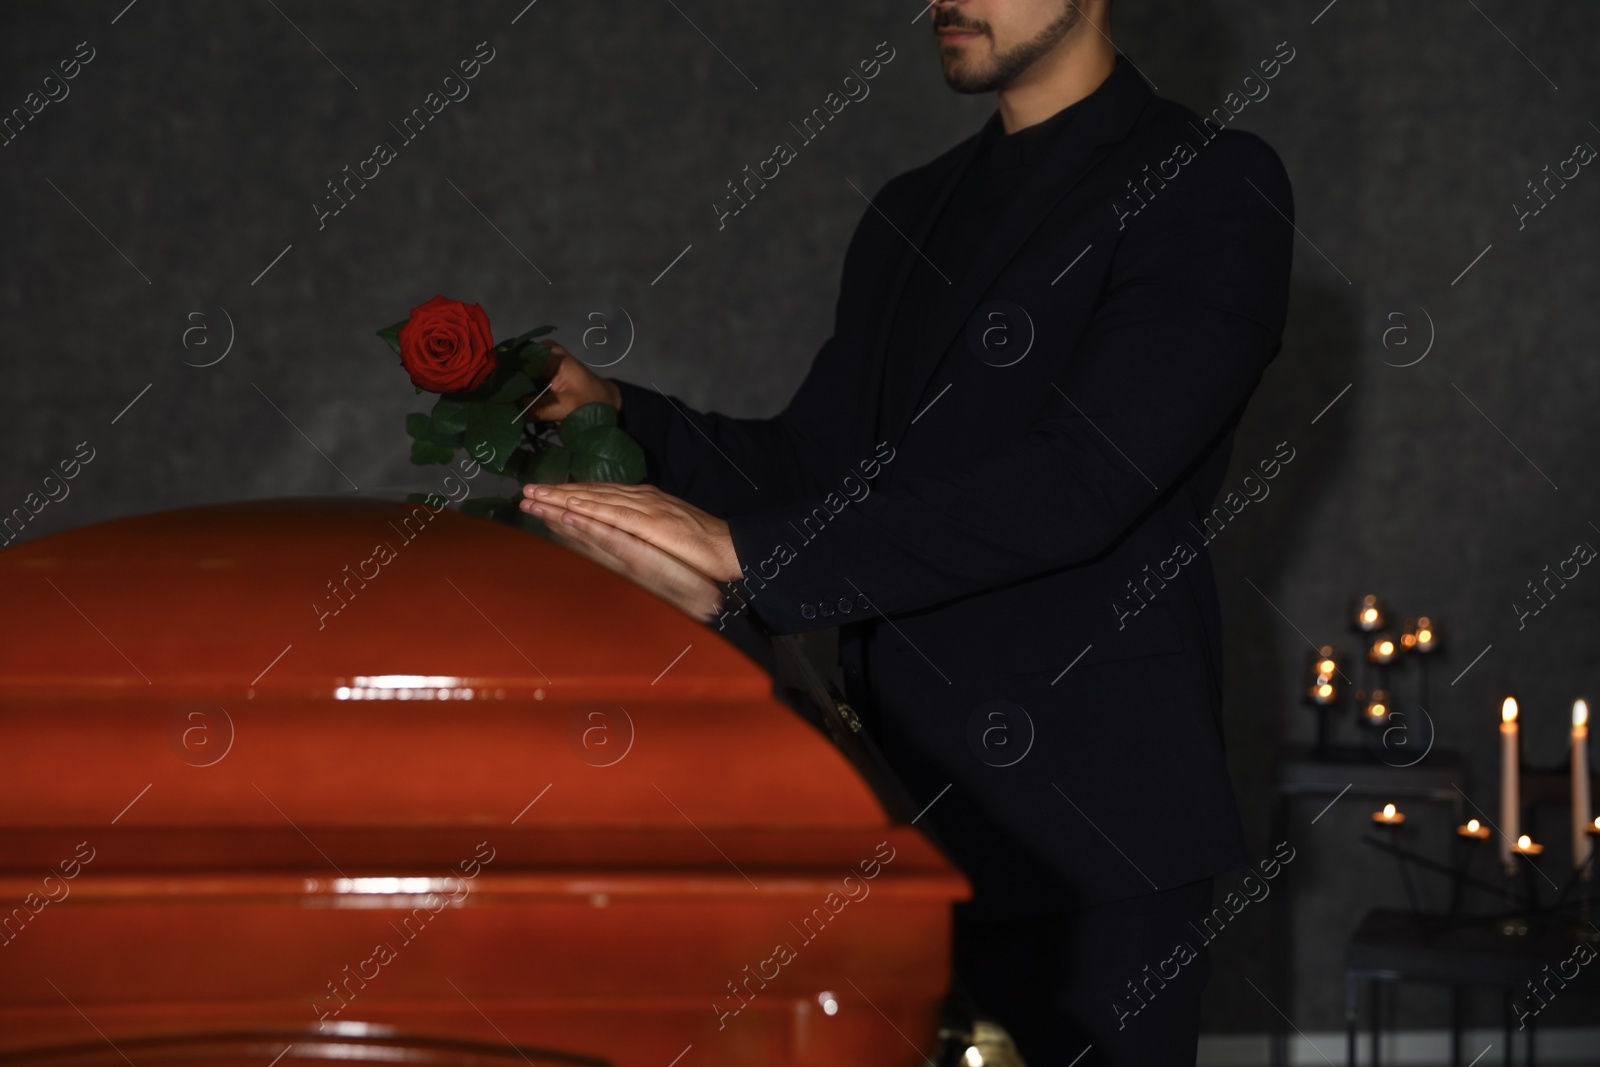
[397,295,496,394]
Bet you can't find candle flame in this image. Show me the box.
[1368,701,1387,718]
[1382,804,1396,818]
[1576,699,1589,728]
[1377,639,1395,656]
[1318,659,1336,675]
[1316,683,1334,698]
[1502,697,1518,724]
[1467,819,1480,832]
[1362,607,1379,624]
[1516,834,1532,849]
[1417,627,1433,644]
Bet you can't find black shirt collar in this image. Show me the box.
[981,94,1090,172]
[976,50,1147,174]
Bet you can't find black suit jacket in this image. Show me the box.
[613,54,1294,917]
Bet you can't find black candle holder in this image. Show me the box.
[1298,596,1444,766]
[1361,797,1600,944]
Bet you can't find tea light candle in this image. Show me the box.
[1413,616,1437,653]
[1355,595,1385,632]
[1457,818,1491,840]
[1363,690,1392,723]
[1512,834,1544,857]
[1307,646,1339,705]
[1368,634,1399,665]
[1372,803,1405,825]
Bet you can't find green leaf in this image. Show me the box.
[408,409,464,448]
[377,320,407,356]
[465,401,523,474]
[431,397,471,436]
[476,446,510,477]
[558,401,618,448]
[500,447,536,483]
[487,370,537,405]
[531,446,571,484]
[494,325,555,353]
[410,438,454,465]
[442,357,517,402]
[518,341,550,380]
[567,425,646,483]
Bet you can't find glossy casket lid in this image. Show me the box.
[0,499,934,848]
[0,497,765,702]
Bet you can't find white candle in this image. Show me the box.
[1575,699,1592,876]
[1501,697,1520,867]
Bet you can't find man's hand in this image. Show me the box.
[521,341,621,422]
[522,482,742,583]
[530,495,726,622]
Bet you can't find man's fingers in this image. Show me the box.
[553,494,671,530]
[519,496,571,524]
[557,496,657,532]
[527,390,566,421]
[521,496,624,531]
[531,481,656,498]
[528,484,662,511]
[526,492,655,535]
[540,504,624,552]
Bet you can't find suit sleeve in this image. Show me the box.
[609,181,901,518]
[611,335,846,518]
[725,132,1296,634]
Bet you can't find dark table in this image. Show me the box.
[1345,908,1600,1066]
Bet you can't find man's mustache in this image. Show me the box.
[931,8,990,35]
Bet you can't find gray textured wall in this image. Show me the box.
[4,0,1598,1038]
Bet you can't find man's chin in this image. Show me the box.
[940,56,1002,94]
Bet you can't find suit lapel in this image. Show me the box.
[856,118,994,454]
[869,55,1155,451]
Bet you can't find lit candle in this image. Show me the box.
[1363,690,1391,723]
[1306,646,1339,705]
[1368,634,1398,665]
[1355,595,1385,632]
[1575,699,1592,876]
[1413,616,1437,653]
[1372,803,1405,825]
[1316,649,1339,677]
[1457,818,1490,840]
[1501,697,1520,867]
[1512,834,1543,856]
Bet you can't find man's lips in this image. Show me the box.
[936,26,984,43]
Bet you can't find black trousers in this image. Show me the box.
[951,878,1216,1066]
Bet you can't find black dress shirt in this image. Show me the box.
[877,99,1087,437]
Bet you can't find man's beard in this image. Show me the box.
[936,2,1084,94]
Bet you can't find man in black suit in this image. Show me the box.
[523,0,1293,1061]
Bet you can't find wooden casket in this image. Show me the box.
[0,498,969,1067]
